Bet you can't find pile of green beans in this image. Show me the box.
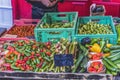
[39,22,74,28]
[78,22,113,34]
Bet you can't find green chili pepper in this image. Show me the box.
[11,63,20,70]
[5,58,14,63]
[24,51,31,57]
[25,50,31,53]
[36,58,40,64]
[43,57,51,62]
[41,62,47,68]
[14,55,17,61]
[42,65,48,72]
[34,67,39,72]
[26,60,30,65]
[33,59,37,64]
[20,56,23,60]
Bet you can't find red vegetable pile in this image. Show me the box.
[7,25,35,37]
[88,61,104,73]
[88,52,103,60]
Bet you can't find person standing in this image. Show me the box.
[26,0,59,19]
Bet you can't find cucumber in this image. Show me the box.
[110,45,120,50]
[79,67,86,73]
[102,60,117,72]
[108,52,120,59]
[117,64,120,69]
[110,55,120,61]
[80,56,88,68]
[110,49,120,54]
[106,69,111,74]
[113,59,120,64]
[72,53,84,73]
[103,57,118,69]
[111,71,118,76]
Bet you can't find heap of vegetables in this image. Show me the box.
[78,22,113,34]
[1,37,120,76]
[115,24,120,44]
[1,40,54,72]
[103,45,120,75]
[7,25,35,37]
[39,22,74,28]
[0,39,78,72]
[80,37,120,75]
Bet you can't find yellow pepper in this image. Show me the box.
[103,53,110,57]
[106,44,112,48]
[90,43,101,53]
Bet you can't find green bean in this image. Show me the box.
[78,22,113,34]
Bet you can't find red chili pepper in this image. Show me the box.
[45,42,51,46]
[6,67,12,70]
[46,52,51,56]
[3,63,11,67]
[16,60,22,64]
[36,54,40,57]
[24,57,29,61]
[29,55,34,59]
[7,46,15,51]
[37,62,43,68]
[24,40,30,44]
[40,49,44,52]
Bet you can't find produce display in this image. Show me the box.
[78,22,113,34]
[0,36,120,76]
[0,39,78,72]
[7,25,35,37]
[1,15,120,79]
[103,45,120,75]
[39,22,74,28]
[0,37,116,75]
[116,24,120,44]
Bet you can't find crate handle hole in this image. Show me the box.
[49,32,61,34]
[91,19,100,23]
[57,14,66,17]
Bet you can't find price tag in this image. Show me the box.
[54,54,73,67]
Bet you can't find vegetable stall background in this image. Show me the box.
[12,0,120,20]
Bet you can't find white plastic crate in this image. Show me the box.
[0,0,12,8]
[0,8,13,29]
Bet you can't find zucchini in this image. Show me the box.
[117,64,120,69]
[110,45,120,50]
[72,53,84,73]
[113,59,120,64]
[110,49,120,54]
[111,71,118,76]
[108,52,120,59]
[80,56,88,68]
[79,67,86,73]
[103,57,118,69]
[106,69,111,74]
[102,60,117,72]
[110,55,120,61]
